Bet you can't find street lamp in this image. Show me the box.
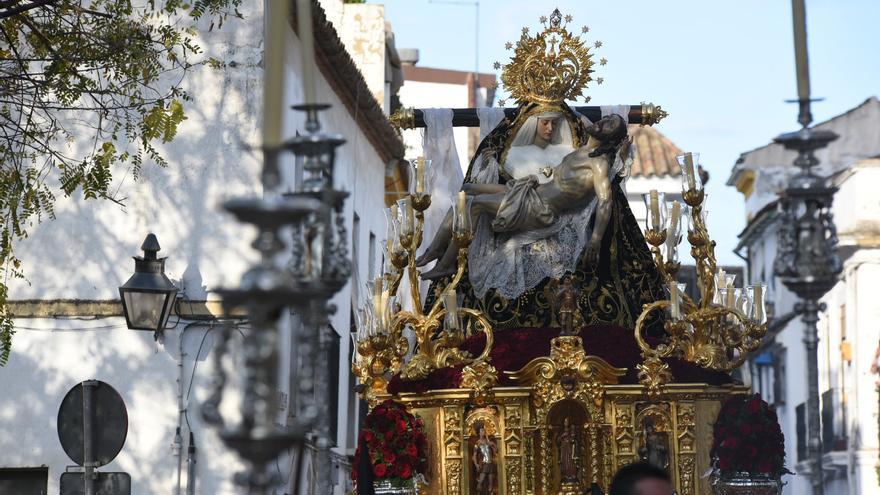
[772,1,843,493]
[119,233,178,335]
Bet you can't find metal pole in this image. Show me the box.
[791,0,812,127]
[801,299,825,494]
[82,380,98,495]
[475,1,479,77]
[185,432,197,495]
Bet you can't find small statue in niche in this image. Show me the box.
[556,277,581,336]
[557,417,581,484]
[638,417,669,470]
[472,422,498,495]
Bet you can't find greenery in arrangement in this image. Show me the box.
[711,394,790,476]
[0,0,242,364]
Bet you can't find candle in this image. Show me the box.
[684,153,696,191]
[373,277,383,329]
[416,157,426,193]
[726,287,736,309]
[263,0,290,148]
[390,203,398,226]
[405,200,415,236]
[443,291,459,331]
[669,280,681,320]
[665,201,681,261]
[296,0,316,105]
[397,197,414,237]
[454,191,471,235]
[649,190,660,230]
[753,284,765,322]
[791,0,811,104]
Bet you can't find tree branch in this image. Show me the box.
[0,0,59,19]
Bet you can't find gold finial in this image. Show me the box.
[388,107,416,130]
[640,102,669,127]
[499,8,596,105]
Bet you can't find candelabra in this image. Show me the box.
[200,105,350,495]
[352,159,495,402]
[634,153,769,397]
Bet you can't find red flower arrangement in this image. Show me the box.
[352,400,428,486]
[711,394,789,476]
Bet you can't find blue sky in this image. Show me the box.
[379,0,880,266]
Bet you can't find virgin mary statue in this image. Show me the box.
[421,10,665,331]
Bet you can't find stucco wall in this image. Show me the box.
[1,0,390,492]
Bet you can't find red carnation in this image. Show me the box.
[406,443,418,457]
[373,463,387,478]
[399,463,413,479]
[746,398,761,414]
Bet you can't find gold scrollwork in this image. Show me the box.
[388,106,416,130]
[461,360,499,398]
[507,336,626,415]
[634,185,768,393]
[352,182,496,386]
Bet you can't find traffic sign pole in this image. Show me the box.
[82,380,98,495]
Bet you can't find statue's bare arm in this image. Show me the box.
[589,157,612,251]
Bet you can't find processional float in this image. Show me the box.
[352,10,773,495]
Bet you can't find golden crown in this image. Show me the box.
[497,9,602,106]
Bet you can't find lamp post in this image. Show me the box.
[198,0,350,493]
[773,1,842,493]
[119,233,178,338]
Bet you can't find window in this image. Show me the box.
[327,326,341,446]
[771,345,787,406]
[368,231,376,280]
[821,388,847,452]
[0,467,48,495]
[795,403,806,462]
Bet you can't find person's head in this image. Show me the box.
[609,462,673,495]
[585,114,627,158]
[476,422,487,439]
[536,117,559,143]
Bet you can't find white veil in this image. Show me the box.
[507,111,574,149]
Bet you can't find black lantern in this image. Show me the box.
[119,234,178,333]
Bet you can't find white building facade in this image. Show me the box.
[730,97,880,494]
[0,0,405,494]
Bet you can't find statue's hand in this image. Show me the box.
[582,243,600,266]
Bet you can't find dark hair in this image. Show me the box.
[587,114,628,158]
[608,462,671,495]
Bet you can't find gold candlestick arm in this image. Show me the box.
[635,186,768,395]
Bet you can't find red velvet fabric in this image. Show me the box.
[387,325,734,395]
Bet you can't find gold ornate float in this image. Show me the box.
[353,10,767,495]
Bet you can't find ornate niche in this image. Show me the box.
[634,403,673,473]
[465,406,501,495]
[506,336,626,494]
